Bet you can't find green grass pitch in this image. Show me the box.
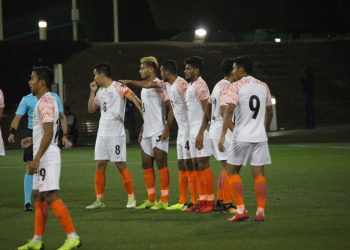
[1,143,350,250]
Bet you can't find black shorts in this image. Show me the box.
[23,129,33,162]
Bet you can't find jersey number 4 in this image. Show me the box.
[249,95,260,119]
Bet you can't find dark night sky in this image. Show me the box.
[2,0,350,42]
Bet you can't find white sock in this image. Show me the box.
[67,232,78,238]
[33,235,42,241]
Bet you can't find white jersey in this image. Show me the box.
[95,81,132,137]
[141,77,169,138]
[185,76,210,135]
[32,92,60,154]
[208,79,231,139]
[221,76,272,142]
[165,77,189,133]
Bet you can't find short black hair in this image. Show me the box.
[94,64,112,78]
[32,66,54,88]
[220,58,235,77]
[161,60,177,75]
[183,56,204,73]
[234,56,253,74]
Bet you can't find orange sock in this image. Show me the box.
[217,170,224,201]
[228,174,244,207]
[197,170,207,201]
[159,166,170,202]
[119,167,134,195]
[203,167,215,201]
[187,170,198,204]
[178,170,188,204]
[254,175,267,211]
[50,199,76,234]
[34,201,48,236]
[222,170,231,204]
[143,168,156,202]
[95,167,105,199]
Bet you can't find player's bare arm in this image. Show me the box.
[220,105,234,131]
[120,79,161,89]
[59,112,72,148]
[265,105,273,132]
[218,103,235,152]
[127,92,143,116]
[88,81,99,113]
[29,122,54,174]
[21,137,33,149]
[161,101,174,140]
[196,102,212,150]
[8,114,24,143]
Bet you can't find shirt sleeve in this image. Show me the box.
[15,96,28,115]
[195,81,210,101]
[220,84,238,106]
[176,80,187,101]
[115,82,132,98]
[0,89,4,108]
[38,97,55,123]
[52,93,63,113]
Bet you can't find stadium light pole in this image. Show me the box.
[0,0,3,40]
[38,20,47,41]
[71,0,79,41]
[113,0,119,42]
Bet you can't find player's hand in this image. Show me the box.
[195,132,204,150]
[28,158,40,175]
[21,137,33,149]
[90,81,98,92]
[119,80,132,85]
[62,136,73,149]
[218,136,225,152]
[8,133,15,143]
[161,125,170,141]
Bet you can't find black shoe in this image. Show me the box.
[215,200,224,213]
[222,203,237,214]
[24,203,33,212]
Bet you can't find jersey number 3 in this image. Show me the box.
[249,95,260,119]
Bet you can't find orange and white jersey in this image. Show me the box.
[141,78,169,138]
[95,81,132,137]
[208,79,231,139]
[185,76,210,135]
[32,92,60,154]
[221,76,272,142]
[165,76,189,133]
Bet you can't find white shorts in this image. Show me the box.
[0,127,4,156]
[189,132,211,159]
[141,133,169,157]
[177,132,191,160]
[33,146,61,192]
[210,130,233,161]
[227,141,271,166]
[95,136,127,162]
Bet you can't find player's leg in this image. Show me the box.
[151,146,169,210]
[135,149,156,209]
[167,139,188,210]
[115,161,136,208]
[23,145,34,211]
[250,141,271,222]
[18,187,47,250]
[109,136,136,208]
[86,160,108,209]
[86,135,110,209]
[197,156,215,212]
[44,191,81,250]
